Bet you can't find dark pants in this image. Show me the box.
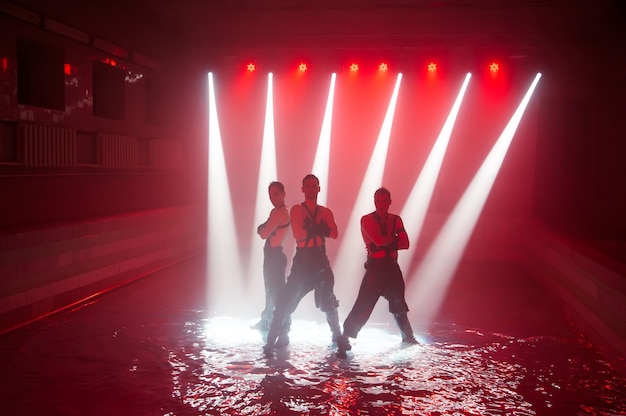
[266,246,341,345]
[342,257,409,338]
[260,246,287,324]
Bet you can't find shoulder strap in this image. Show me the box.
[302,203,321,246]
[372,212,388,236]
[301,202,319,222]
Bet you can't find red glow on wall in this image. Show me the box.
[1,57,7,72]
[64,63,71,75]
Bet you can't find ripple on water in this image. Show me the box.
[151,317,626,415]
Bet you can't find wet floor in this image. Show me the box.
[0,256,624,415]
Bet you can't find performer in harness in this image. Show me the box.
[252,182,291,334]
[337,187,418,358]
[263,174,349,358]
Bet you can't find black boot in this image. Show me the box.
[336,334,352,359]
[326,308,343,342]
[251,318,269,331]
[394,313,418,344]
[263,317,282,357]
[275,316,291,348]
[326,308,352,358]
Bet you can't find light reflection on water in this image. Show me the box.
[159,316,625,416]
[1,256,625,416]
[0,312,624,415]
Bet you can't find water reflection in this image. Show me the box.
[1,257,625,416]
[160,317,625,416]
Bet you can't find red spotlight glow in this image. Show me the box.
[2,57,9,72]
[298,63,308,72]
[427,62,437,73]
[246,63,256,72]
[102,58,117,67]
[379,62,388,72]
[350,63,359,72]
[489,62,500,73]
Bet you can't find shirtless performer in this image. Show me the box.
[337,187,417,358]
[251,181,291,332]
[263,174,350,357]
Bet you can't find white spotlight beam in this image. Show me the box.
[398,73,472,273]
[407,73,542,326]
[334,73,403,307]
[246,73,277,315]
[207,73,246,315]
[312,73,337,206]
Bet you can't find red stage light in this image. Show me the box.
[427,62,437,73]
[379,62,388,72]
[350,63,359,72]
[298,63,307,72]
[489,62,500,73]
[247,63,256,72]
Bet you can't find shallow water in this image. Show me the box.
[0,257,624,416]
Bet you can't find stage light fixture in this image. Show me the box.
[350,63,359,72]
[379,62,389,72]
[489,62,500,73]
[298,62,308,72]
[246,63,256,72]
[428,62,437,73]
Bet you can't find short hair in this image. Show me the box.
[302,174,319,186]
[374,187,391,199]
[268,181,285,193]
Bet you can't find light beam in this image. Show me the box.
[311,73,337,205]
[398,73,472,273]
[246,73,278,316]
[334,73,403,309]
[207,72,245,315]
[406,73,542,327]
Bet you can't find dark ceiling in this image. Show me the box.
[4,0,626,68]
